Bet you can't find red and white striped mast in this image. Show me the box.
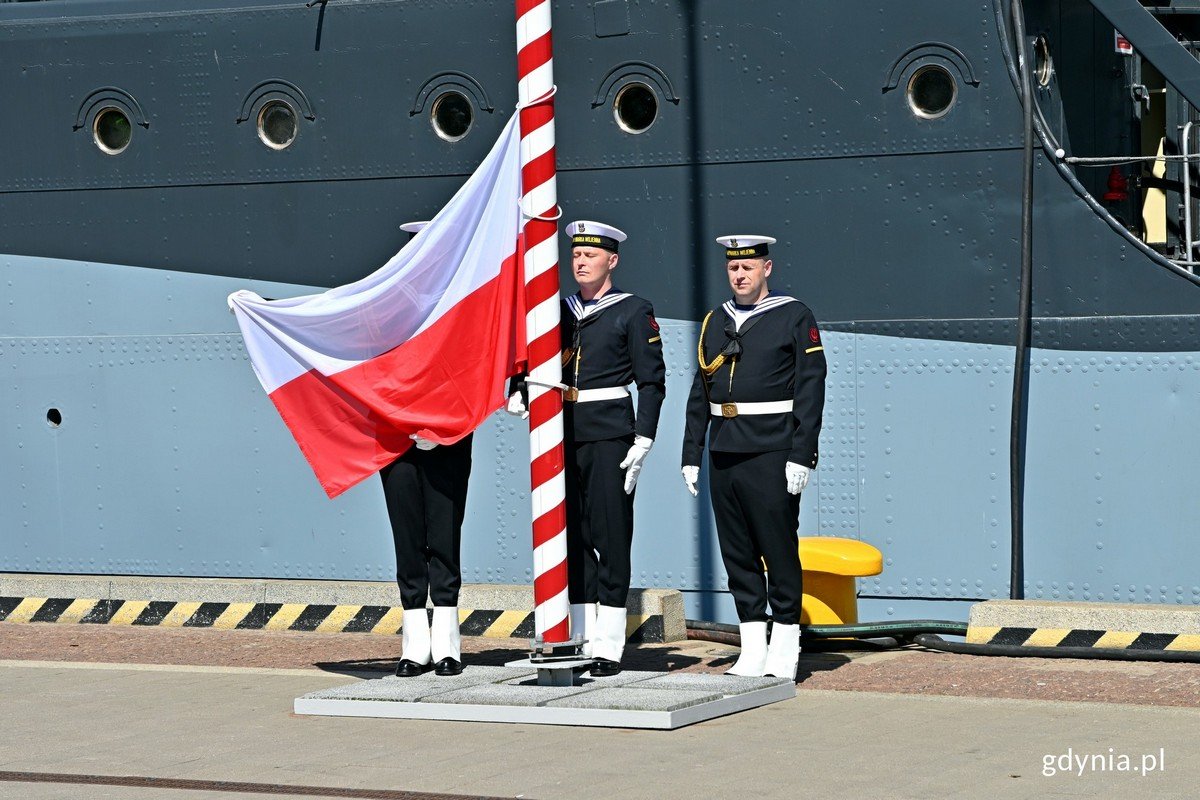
[516,0,569,643]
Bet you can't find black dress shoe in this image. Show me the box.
[434,657,463,676]
[394,659,429,678]
[590,658,621,677]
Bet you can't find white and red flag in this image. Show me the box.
[229,115,526,498]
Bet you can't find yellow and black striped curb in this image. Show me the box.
[0,596,666,642]
[968,626,1200,651]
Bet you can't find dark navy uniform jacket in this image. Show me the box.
[682,295,827,467]
[561,290,666,443]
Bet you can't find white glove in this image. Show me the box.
[505,393,529,419]
[410,434,438,451]
[785,462,810,495]
[682,465,699,497]
[618,436,653,494]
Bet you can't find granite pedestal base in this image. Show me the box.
[294,667,794,729]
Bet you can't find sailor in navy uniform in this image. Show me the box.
[507,220,666,676]
[384,220,471,678]
[681,235,826,680]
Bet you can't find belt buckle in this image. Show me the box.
[721,402,738,418]
[564,387,579,403]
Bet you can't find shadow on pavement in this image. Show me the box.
[313,643,709,677]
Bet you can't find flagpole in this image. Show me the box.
[516,0,569,643]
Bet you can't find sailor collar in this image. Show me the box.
[566,290,634,321]
[721,294,797,326]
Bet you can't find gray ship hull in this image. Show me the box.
[4,0,1200,621]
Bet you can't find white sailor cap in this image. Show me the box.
[716,234,776,259]
[564,220,627,252]
[400,220,429,238]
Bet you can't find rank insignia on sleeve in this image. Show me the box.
[809,326,820,343]
[648,314,660,331]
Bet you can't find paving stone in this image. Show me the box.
[429,683,590,707]
[301,667,534,703]
[632,672,792,695]
[544,687,722,712]
[303,676,441,703]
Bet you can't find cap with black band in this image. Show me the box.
[716,234,776,259]
[565,220,627,253]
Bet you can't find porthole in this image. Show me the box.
[1034,36,1053,88]
[93,107,132,155]
[431,91,474,142]
[46,408,62,428]
[257,100,298,150]
[906,65,957,119]
[613,82,658,134]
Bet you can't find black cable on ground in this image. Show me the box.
[685,619,742,636]
[685,628,741,647]
[685,628,899,651]
[804,620,969,639]
[685,619,968,641]
[913,634,1200,664]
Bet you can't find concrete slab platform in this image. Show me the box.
[968,600,1200,650]
[294,666,795,729]
[970,600,1200,633]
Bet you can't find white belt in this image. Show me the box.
[710,400,793,418]
[568,386,630,403]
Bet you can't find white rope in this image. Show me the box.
[524,378,569,391]
[515,84,557,111]
[520,203,563,221]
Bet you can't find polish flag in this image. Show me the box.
[229,115,526,498]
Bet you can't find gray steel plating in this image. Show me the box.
[3,0,1200,622]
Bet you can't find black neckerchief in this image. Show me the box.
[570,312,602,355]
[717,309,770,360]
[565,290,630,375]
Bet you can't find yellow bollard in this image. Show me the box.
[797,537,883,625]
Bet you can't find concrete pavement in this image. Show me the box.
[1,659,1197,799]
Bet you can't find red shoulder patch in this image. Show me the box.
[647,314,660,331]
[809,326,821,343]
